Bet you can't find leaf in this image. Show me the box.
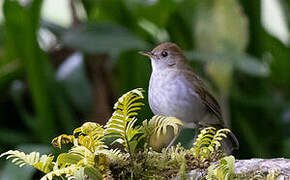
[97,149,125,161]
[104,88,144,153]
[73,122,101,135]
[52,122,105,152]
[61,23,148,55]
[75,123,105,152]
[51,134,75,149]
[84,167,102,180]
[56,153,82,167]
[206,155,235,180]
[0,150,54,173]
[192,127,230,160]
[40,165,80,180]
[142,115,183,139]
[74,168,86,180]
[69,146,95,167]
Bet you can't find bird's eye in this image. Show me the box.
[161,51,168,57]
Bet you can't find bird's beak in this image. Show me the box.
[139,51,154,58]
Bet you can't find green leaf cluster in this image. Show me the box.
[104,88,145,154]
[0,151,54,174]
[191,127,230,161]
[141,115,183,143]
[1,88,187,179]
[206,155,235,180]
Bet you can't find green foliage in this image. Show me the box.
[52,122,105,152]
[206,155,235,180]
[104,88,145,154]
[0,151,54,174]
[0,89,239,179]
[0,147,103,180]
[125,144,189,179]
[1,89,194,179]
[141,115,183,142]
[192,127,230,161]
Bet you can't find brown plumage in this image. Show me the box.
[140,42,238,153]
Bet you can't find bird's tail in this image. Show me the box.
[221,131,239,154]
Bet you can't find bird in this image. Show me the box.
[139,42,239,153]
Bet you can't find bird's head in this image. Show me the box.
[139,42,188,71]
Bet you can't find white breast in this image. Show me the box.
[148,69,205,128]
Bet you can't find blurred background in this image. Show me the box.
[0,0,289,179]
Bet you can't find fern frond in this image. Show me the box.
[126,118,142,141]
[208,129,230,152]
[206,155,235,180]
[98,149,127,161]
[73,122,100,135]
[40,165,80,180]
[69,146,96,167]
[52,122,105,152]
[53,146,104,179]
[104,88,144,153]
[192,127,230,160]
[142,115,183,140]
[75,122,105,152]
[51,134,75,149]
[0,150,54,173]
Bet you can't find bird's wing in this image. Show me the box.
[182,70,223,121]
[199,88,223,121]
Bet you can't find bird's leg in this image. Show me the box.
[165,129,181,151]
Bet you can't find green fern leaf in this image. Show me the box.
[52,122,105,152]
[142,115,183,141]
[74,122,105,152]
[192,127,230,160]
[68,146,96,167]
[84,166,103,180]
[208,129,230,152]
[206,155,235,180]
[56,153,82,168]
[53,146,105,179]
[73,122,100,135]
[104,88,144,153]
[51,134,75,149]
[0,150,54,173]
[40,165,80,180]
[98,149,126,161]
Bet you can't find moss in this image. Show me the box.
[104,144,226,179]
[235,169,283,180]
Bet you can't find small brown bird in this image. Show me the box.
[140,42,238,153]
